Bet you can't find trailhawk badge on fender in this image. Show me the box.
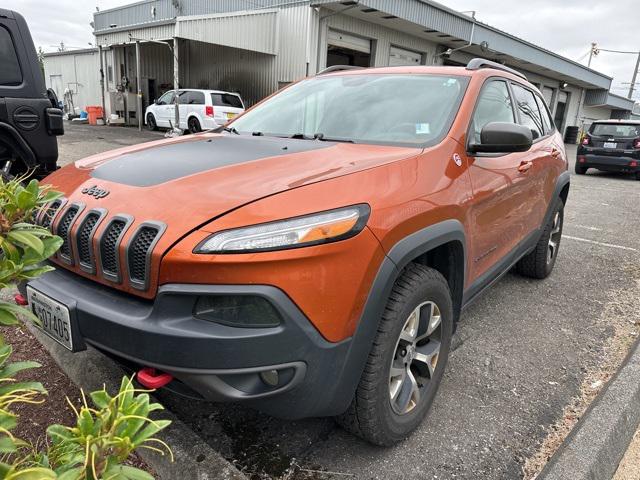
[81,185,110,199]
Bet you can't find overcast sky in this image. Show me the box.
[18,0,640,101]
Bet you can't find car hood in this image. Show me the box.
[44,133,420,297]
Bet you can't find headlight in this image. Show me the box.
[195,204,370,253]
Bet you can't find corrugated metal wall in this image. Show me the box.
[44,51,102,112]
[182,4,312,105]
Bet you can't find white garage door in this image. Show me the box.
[389,46,422,66]
[328,30,371,54]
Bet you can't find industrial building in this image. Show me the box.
[43,0,636,138]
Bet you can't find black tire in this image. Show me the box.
[575,163,587,175]
[516,201,564,279]
[635,172,640,181]
[146,113,158,131]
[335,264,454,446]
[188,117,201,134]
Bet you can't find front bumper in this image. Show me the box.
[21,268,356,419]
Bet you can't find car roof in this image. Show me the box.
[173,89,242,96]
[318,64,533,86]
[591,119,640,125]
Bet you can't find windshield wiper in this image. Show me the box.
[289,133,314,140]
[224,126,240,135]
[313,133,354,143]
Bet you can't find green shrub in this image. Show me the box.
[0,177,171,479]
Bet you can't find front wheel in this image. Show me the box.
[516,201,564,279]
[146,113,158,131]
[335,264,453,446]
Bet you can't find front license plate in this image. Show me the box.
[26,286,73,350]
[603,142,617,149]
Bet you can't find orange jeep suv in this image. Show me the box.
[22,59,569,445]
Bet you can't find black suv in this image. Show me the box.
[0,9,63,179]
[577,120,640,180]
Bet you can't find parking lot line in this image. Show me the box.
[563,235,638,252]
[571,225,603,232]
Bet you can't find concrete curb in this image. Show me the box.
[27,325,246,480]
[538,338,640,480]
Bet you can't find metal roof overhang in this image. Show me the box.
[94,9,279,56]
[313,0,612,90]
[585,90,635,111]
[175,9,279,55]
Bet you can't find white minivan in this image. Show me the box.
[145,89,245,133]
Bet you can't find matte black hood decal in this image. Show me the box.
[91,135,334,187]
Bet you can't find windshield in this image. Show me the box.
[590,123,640,138]
[230,74,468,146]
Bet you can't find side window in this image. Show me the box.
[189,91,205,105]
[511,83,544,140]
[0,26,22,86]
[470,80,515,145]
[534,94,554,134]
[157,91,174,105]
[177,90,188,104]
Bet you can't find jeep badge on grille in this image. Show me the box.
[81,185,110,199]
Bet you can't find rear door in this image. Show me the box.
[510,82,556,231]
[155,91,175,127]
[210,92,244,124]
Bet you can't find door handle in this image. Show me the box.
[518,161,533,173]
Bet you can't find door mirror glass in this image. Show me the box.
[470,122,533,153]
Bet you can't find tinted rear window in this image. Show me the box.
[211,93,243,108]
[0,26,22,86]
[590,123,640,137]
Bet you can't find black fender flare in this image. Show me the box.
[329,220,467,415]
[539,170,570,241]
[0,122,37,167]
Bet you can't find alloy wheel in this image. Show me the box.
[547,211,563,264]
[389,301,442,415]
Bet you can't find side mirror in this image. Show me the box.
[470,122,533,154]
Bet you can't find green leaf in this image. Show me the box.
[6,467,57,479]
[131,419,171,446]
[0,381,46,396]
[0,361,41,379]
[89,390,111,409]
[46,424,75,443]
[16,189,36,211]
[0,301,41,326]
[56,467,83,480]
[118,465,154,480]
[0,308,19,326]
[6,231,44,255]
[0,436,18,454]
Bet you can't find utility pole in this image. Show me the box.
[588,42,599,67]
[629,51,640,99]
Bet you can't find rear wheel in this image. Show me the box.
[516,201,564,279]
[635,172,640,181]
[146,113,158,131]
[188,117,201,134]
[575,163,587,175]
[335,264,453,446]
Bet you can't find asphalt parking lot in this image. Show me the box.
[56,123,640,479]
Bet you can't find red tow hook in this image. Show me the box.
[137,368,173,389]
[14,294,28,306]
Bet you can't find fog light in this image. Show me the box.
[578,156,586,163]
[630,160,638,167]
[194,295,282,328]
[260,369,279,387]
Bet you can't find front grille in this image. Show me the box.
[100,219,127,278]
[128,226,160,287]
[56,205,80,261]
[41,199,63,229]
[77,212,101,269]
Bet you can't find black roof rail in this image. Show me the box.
[465,58,527,81]
[316,65,366,75]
